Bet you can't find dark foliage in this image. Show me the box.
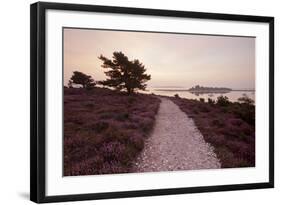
[216,95,230,106]
[207,98,215,105]
[69,71,96,88]
[199,98,205,102]
[238,93,254,105]
[189,85,232,92]
[99,51,151,94]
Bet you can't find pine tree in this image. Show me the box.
[69,71,95,88]
[99,51,151,94]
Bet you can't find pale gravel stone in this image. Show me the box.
[132,97,221,173]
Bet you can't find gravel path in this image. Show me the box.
[133,97,221,172]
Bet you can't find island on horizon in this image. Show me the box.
[189,85,232,93]
[154,85,255,93]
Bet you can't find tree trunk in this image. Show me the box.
[126,87,131,95]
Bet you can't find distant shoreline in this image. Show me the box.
[153,89,255,92]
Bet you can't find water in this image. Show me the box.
[142,88,255,102]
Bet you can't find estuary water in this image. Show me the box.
[142,88,255,102]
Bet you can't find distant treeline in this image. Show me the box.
[188,85,232,92]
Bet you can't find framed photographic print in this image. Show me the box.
[30,1,274,203]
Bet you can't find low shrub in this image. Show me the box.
[229,103,255,125]
[85,102,95,108]
[198,104,210,113]
[115,112,130,121]
[139,118,154,134]
[228,118,243,126]
[174,94,180,98]
[127,96,136,104]
[207,98,215,105]
[212,119,225,127]
[216,96,230,106]
[91,121,109,133]
[238,94,254,105]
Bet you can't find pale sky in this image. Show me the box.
[63,28,255,89]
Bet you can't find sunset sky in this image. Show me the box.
[63,28,255,89]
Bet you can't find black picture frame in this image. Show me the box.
[30,1,274,203]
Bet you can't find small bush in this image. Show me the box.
[174,94,180,98]
[229,118,243,126]
[237,134,248,142]
[192,108,199,114]
[92,121,109,133]
[85,102,95,108]
[199,98,205,102]
[207,98,215,105]
[99,112,115,120]
[238,94,254,105]
[216,96,230,106]
[231,104,255,125]
[115,112,129,121]
[200,104,210,112]
[127,96,136,104]
[99,141,126,161]
[212,119,225,127]
[129,134,144,151]
[139,118,153,134]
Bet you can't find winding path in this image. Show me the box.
[133,97,221,172]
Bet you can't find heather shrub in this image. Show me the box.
[64,87,160,176]
[207,98,215,105]
[92,121,109,133]
[85,102,95,108]
[129,134,145,151]
[102,126,120,141]
[212,119,225,127]
[121,146,139,164]
[122,122,138,129]
[198,104,210,112]
[99,161,127,174]
[139,118,154,134]
[229,118,243,126]
[64,87,83,95]
[237,134,248,142]
[115,112,130,121]
[128,96,136,104]
[99,112,115,120]
[171,96,255,168]
[215,146,236,168]
[230,103,255,125]
[115,131,130,143]
[88,134,104,146]
[206,135,226,147]
[192,108,199,114]
[241,125,251,136]
[100,141,126,161]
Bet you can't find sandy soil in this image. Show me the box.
[133,97,221,172]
